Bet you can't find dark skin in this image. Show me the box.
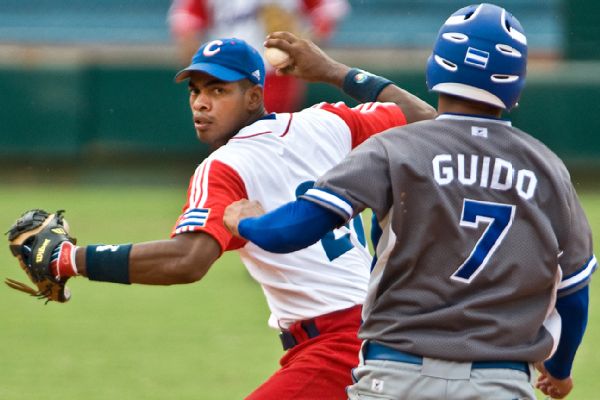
[437,93,503,118]
[73,31,435,285]
[188,76,266,150]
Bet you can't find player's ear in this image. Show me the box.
[245,84,264,112]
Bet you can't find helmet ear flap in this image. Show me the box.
[426,3,528,110]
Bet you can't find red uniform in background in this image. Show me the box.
[168,0,349,112]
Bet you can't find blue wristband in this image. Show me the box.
[343,68,393,103]
[86,244,132,284]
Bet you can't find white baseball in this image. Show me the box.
[264,47,291,69]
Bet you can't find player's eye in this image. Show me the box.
[188,86,200,95]
[212,87,224,95]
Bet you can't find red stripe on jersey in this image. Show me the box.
[231,130,273,140]
[315,101,407,148]
[190,160,208,207]
[279,113,294,137]
[230,114,293,139]
[172,159,248,252]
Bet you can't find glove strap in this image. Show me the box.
[50,242,78,279]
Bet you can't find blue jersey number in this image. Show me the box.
[296,181,366,261]
[451,199,515,283]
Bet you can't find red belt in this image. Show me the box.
[279,305,362,350]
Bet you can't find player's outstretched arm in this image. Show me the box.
[5,209,223,304]
[264,31,435,123]
[72,233,221,285]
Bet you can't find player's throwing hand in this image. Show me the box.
[264,31,350,86]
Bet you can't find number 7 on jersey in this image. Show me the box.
[451,199,516,284]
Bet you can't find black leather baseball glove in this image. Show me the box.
[5,209,76,303]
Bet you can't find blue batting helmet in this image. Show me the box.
[426,3,527,110]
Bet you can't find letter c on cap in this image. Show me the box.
[203,40,223,57]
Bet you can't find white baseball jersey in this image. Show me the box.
[172,102,406,328]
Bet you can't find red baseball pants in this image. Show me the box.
[245,305,362,400]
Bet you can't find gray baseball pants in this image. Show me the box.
[347,343,536,400]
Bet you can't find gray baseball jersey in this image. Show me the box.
[302,114,596,362]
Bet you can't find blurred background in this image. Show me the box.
[1,0,599,182]
[0,1,599,399]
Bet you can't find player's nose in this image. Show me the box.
[192,93,210,111]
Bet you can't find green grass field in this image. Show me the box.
[0,183,598,399]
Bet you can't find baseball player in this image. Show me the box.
[23,33,435,399]
[224,4,596,400]
[168,0,349,112]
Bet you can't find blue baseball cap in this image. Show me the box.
[175,38,265,85]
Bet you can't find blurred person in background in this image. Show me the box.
[168,0,349,112]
